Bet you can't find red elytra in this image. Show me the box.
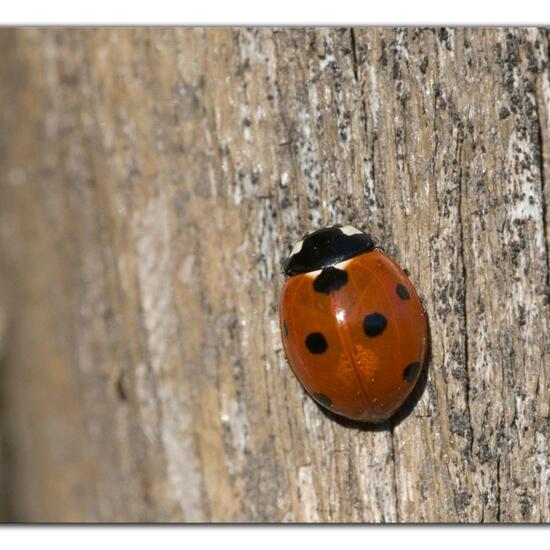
[279,225,428,423]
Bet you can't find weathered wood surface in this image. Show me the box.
[0,27,549,523]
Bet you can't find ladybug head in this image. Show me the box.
[284,225,375,277]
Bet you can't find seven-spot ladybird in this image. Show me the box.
[279,225,428,423]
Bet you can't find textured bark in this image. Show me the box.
[0,27,549,523]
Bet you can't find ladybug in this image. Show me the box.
[279,225,428,423]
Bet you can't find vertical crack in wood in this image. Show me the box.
[349,28,359,83]
[534,77,550,297]
[457,137,474,465]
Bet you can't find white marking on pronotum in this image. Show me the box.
[334,258,352,270]
[290,239,304,257]
[304,269,322,279]
[339,225,363,236]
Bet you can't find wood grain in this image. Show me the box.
[0,27,549,522]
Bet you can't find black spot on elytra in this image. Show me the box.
[396,283,410,300]
[363,313,387,337]
[305,332,327,354]
[403,362,421,382]
[313,267,348,294]
[284,225,375,276]
[314,393,332,409]
[282,321,288,337]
